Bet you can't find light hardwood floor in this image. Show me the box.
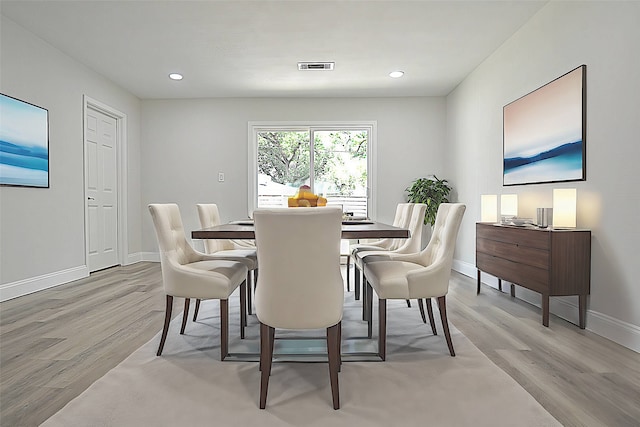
[1,263,639,426]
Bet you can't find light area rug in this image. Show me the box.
[42,292,560,427]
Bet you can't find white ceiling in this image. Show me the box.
[1,0,547,99]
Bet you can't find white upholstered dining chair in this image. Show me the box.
[353,203,427,271]
[363,203,466,360]
[196,203,258,318]
[254,207,344,409]
[348,203,413,299]
[355,203,428,331]
[149,204,248,361]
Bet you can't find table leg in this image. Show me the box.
[366,282,373,339]
[247,272,253,315]
[362,278,368,321]
[354,265,361,301]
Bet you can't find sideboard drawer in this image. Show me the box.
[476,238,549,270]
[476,253,549,293]
[477,224,549,250]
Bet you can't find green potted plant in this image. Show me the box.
[405,175,452,226]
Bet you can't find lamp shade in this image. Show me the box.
[553,188,577,228]
[481,195,498,222]
[501,194,518,217]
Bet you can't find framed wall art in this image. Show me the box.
[503,65,586,186]
[0,93,49,188]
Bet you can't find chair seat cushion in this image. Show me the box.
[172,260,248,299]
[364,260,423,299]
[353,248,394,268]
[351,244,387,256]
[209,249,257,269]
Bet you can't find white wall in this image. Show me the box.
[447,1,640,350]
[0,17,142,299]
[140,97,446,253]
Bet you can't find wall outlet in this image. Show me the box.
[218,172,225,182]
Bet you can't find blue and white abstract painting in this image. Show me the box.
[503,66,585,186]
[0,94,49,187]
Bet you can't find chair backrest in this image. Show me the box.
[196,203,236,253]
[394,203,427,254]
[392,203,412,227]
[254,207,344,330]
[357,202,412,248]
[388,203,415,250]
[149,204,204,292]
[419,203,466,269]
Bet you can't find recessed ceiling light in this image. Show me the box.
[169,73,183,80]
[389,71,404,78]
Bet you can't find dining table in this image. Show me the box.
[191,218,410,362]
[191,219,410,240]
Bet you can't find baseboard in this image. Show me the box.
[0,253,156,302]
[139,252,160,262]
[453,259,640,353]
[0,265,88,302]
[125,252,144,265]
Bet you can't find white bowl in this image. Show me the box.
[510,218,531,226]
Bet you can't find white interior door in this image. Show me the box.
[86,107,118,272]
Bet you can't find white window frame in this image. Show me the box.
[248,121,377,218]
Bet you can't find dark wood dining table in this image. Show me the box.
[191,218,410,362]
[191,219,410,240]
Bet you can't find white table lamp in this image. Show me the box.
[552,188,577,228]
[481,195,498,222]
[501,194,518,221]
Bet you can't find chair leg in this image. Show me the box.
[338,322,342,371]
[259,323,274,409]
[426,298,437,335]
[240,280,247,339]
[180,298,190,334]
[259,322,263,372]
[247,271,253,315]
[362,275,369,321]
[437,296,455,357]
[378,298,387,361]
[220,299,229,361]
[157,295,173,356]
[417,298,427,323]
[346,255,351,292]
[193,298,201,321]
[327,323,341,410]
[269,326,275,357]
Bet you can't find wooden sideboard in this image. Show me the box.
[476,222,591,329]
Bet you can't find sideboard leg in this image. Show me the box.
[498,278,502,292]
[510,284,516,298]
[476,270,481,294]
[579,294,587,329]
[542,294,550,327]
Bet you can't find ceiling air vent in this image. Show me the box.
[298,62,335,71]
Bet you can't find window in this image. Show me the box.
[248,122,376,218]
